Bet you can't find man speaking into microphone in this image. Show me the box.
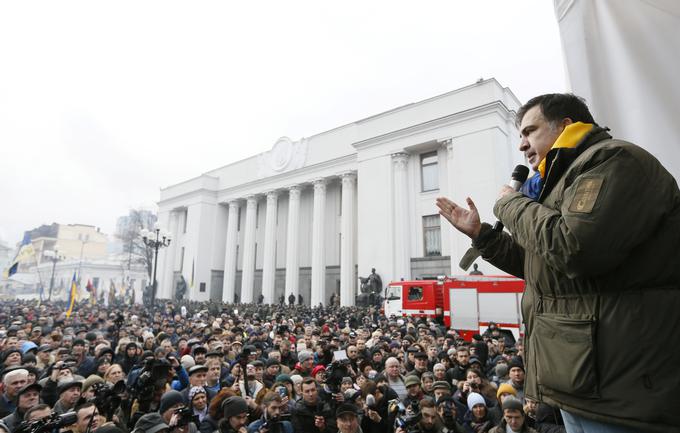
[436,93,680,433]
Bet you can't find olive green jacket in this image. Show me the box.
[474,128,680,432]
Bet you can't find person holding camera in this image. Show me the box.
[246,391,293,433]
[395,399,445,433]
[359,380,398,433]
[158,390,198,433]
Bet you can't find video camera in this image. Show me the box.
[14,411,77,433]
[325,358,350,394]
[90,380,127,421]
[389,399,422,433]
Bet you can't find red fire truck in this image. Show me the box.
[383,275,525,341]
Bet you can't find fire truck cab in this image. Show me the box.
[383,275,524,341]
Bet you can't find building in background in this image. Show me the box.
[157,79,523,306]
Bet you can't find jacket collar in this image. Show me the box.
[538,126,612,202]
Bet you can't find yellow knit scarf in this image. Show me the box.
[538,122,594,178]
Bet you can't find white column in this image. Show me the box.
[240,195,258,303]
[158,210,179,299]
[310,179,327,306]
[222,201,240,303]
[340,172,357,306]
[261,191,278,304]
[284,186,301,299]
[392,153,411,281]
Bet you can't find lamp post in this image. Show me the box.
[141,227,171,309]
[77,233,90,285]
[43,249,64,301]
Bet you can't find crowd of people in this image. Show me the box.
[0,298,567,433]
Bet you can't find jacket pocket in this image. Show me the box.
[533,314,599,398]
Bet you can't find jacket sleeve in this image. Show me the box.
[473,223,525,278]
[494,145,670,278]
[41,378,59,407]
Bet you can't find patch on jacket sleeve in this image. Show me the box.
[568,176,604,213]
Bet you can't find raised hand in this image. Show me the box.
[436,196,482,239]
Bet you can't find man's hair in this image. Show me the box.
[3,369,28,385]
[419,399,436,410]
[301,377,317,389]
[75,401,96,415]
[516,93,596,127]
[261,391,282,407]
[24,404,50,421]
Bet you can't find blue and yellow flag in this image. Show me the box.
[66,272,77,318]
[3,233,35,278]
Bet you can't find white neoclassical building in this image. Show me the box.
[156,79,524,306]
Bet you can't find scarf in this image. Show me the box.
[521,122,595,200]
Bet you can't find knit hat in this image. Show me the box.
[507,357,525,372]
[159,390,186,414]
[404,375,420,388]
[297,350,313,364]
[222,396,249,418]
[502,396,524,413]
[189,386,206,401]
[133,412,168,433]
[180,354,195,370]
[275,374,292,385]
[467,392,486,411]
[496,383,517,400]
[336,403,360,418]
[311,365,326,378]
[290,374,303,385]
[495,364,509,378]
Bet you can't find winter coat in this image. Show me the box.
[475,127,680,432]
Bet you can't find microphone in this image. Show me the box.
[366,394,377,410]
[492,164,530,231]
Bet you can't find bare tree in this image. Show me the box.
[115,209,157,279]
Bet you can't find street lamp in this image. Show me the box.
[141,226,171,308]
[43,249,65,301]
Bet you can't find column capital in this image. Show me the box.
[312,178,328,191]
[227,200,241,209]
[264,190,279,200]
[245,195,259,206]
[438,138,453,148]
[391,152,409,168]
[288,185,302,199]
[340,171,357,183]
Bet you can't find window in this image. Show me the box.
[421,152,439,192]
[237,209,241,231]
[180,247,185,272]
[200,282,206,293]
[386,285,402,300]
[408,286,424,301]
[423,215,441,256]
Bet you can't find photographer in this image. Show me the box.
[291,378,337,433]
[246,392,293,433]
[396,399,444,433]
[359,380,397,433]
[158,390,198,433]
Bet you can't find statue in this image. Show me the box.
[469,263,483,275]
[175,276,187,301]
[359,268,382,294]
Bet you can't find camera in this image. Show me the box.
[325,359,350,394]
[174,406,199,427]
[391,399,421,433]
[90,380,126,421]
[15,411,77,433]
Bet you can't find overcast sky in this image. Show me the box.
[0,0,566,247]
